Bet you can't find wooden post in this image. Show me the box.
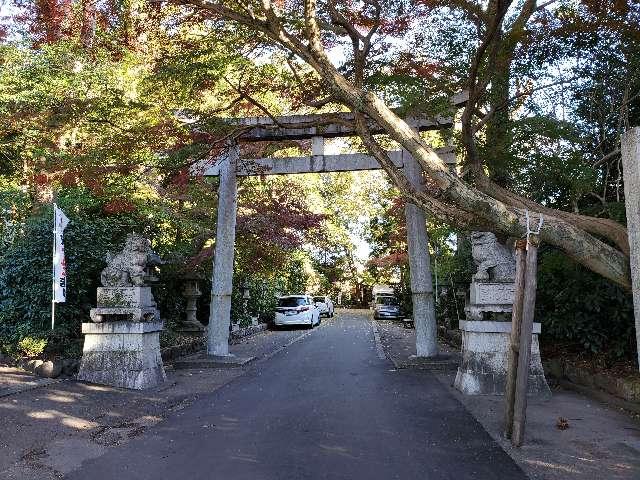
[504,239,527,439]
[621,128,640,371]
[511,234,540,447]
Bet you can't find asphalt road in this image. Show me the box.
[66,310,525,480]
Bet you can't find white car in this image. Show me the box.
[274,295,321,328]
[313,295,334,318]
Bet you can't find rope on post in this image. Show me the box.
[524,209,544,243]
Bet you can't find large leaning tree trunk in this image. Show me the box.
[171,0,631,290]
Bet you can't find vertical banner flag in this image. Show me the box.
[52,204,69,328]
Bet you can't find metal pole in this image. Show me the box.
[51,204,57,330]
[511,234,540,447]
[434,250,438,303]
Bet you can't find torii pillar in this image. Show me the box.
[621,127,640,371]
[208,142,239,357]
[403,147,438,357]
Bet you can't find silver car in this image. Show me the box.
[313,295,334,318]
[373,296,402,320]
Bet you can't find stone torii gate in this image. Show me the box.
[201,111,457,360]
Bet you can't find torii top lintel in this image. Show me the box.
[230,112,454,142]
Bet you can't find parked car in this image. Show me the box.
[313,295,335,318]
[370,284,394,308]
[373,296,402,320]
[274,295,321,328]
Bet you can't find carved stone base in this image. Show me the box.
[469,281,515,305]
[465,281,515,321]
[454,321,550,396]
[77,321,166,390]
[90,287,159,323]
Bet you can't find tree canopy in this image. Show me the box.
[0,0,638,360]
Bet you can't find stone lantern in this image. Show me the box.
[179,273,205,332]
[240,279,259,326]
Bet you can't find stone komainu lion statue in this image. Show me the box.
[470,232,516,283]
[101,234,162,287]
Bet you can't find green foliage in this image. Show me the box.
[244,275,286,324]
[0,178,30,249]
[433,234,474,330]
[17,336,47,357]
[0,192,140,357]
[230,260,312,327]
[282,258,309,296]
[537,250,636,362]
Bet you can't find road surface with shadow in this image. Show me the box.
[66,309,525,480]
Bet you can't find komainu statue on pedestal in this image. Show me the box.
[101,234,162,287]
[470,232,516,283]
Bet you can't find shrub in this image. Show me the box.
[536,249,636,363]
[17,336,47,357]
[0,204,138,357]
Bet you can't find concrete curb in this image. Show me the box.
[544,357,640,409]
[0,372,66,399]
[161,337,205,362]
[162,323,270,363]
[230,323,268,344]
[172,354,256,369]
[375,320,460,371]
[1,323,271,378]
[442,326,640,410]
[370,321,387,360]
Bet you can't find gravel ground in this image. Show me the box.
[0,367,63,399]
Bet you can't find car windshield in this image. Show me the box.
[377,297,399,306]
[278,297,307,307]
[313,297,325,303]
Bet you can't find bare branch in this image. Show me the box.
[592,148,621,168]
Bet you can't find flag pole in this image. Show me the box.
[52,202,57,330]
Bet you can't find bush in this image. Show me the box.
[0,204,138,357]
[536,249,636,363]
[17,336,47,357]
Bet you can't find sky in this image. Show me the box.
[0,2,17,17]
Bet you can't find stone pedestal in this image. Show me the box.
[77,321,166,389]
[456,277,550,396]
[91,287,159,323]
[465,281,515,320]
[79,286,165,390]
[454,321,550,396]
